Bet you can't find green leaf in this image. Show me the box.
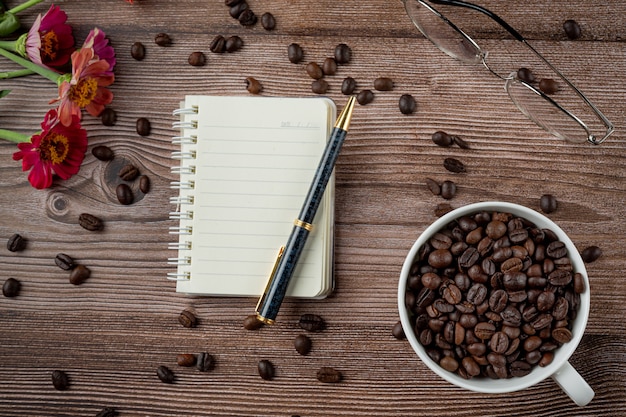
[0,89,10,98]
[0,13,20,37]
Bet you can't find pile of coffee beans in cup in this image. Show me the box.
[404,210,584,380]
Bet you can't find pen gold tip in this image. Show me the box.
[334,95,356,131]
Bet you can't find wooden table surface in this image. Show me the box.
[0,0,625,415]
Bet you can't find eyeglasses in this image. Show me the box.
[402,0,614,144]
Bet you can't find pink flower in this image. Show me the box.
[82,28,116,75]
[52,47,115,126]
[12,109,87,189]
[25,5,75,72]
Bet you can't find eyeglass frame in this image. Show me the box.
[402,0,615,145]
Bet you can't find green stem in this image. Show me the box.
[0,128,30,143]
[0,68,34,78]
[0,46,60,84]
[0,39,17,53]
[8,0,44,15]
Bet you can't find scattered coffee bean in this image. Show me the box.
[229,1,248,18]
[538,78,559,95]
[154,33,172,46]
[188,51,206,66]
[341,77,357,95]
[443,157,466,173]
[399,94,417,114]
[316,367,342,383]
[243,314,264,330]
[196,352,215,372]
[261,12,276,30]
[294,334,312,355]
[299,314,326,331]
[225,0,243,6]
[425,178,441,196]
[540,194,558,213]
[209,35,226,53]
[177,353,197,367]
[139,175,151,194]
[334,43,352,65]
[392,321,405,340]
[258,359,275,380]
[225,35,243,52]
[7,233,26,252]
[119,164,139,181]
[581,245,602,263]
[516,67,536,84]
[136,117,151,136]
[69,264,91,285]
[156,365,175,384]
[92,145,114,161]
[440,180,457,200]
[245,77,263,94]
[131,41,145,60]
[100,108,117,126]
[373,77,394,91]
[305,62,323,80]
[116,183,134,205]
[51,370,69,390]
[434,203,453,217]
[2,277,20,297]
[287,43,304,64]
[563,19,582,40]
[179,309,197,328]
[322,57,337,76]
[356,89,374,105]
[79,213,104,231]
[432,131,453,147]
[55,253,75,270]
[238,9,257,26]
[452,135,470,149]
[95,407,118,417]
[311,79,329,94]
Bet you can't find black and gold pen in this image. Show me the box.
[255,96,356,324]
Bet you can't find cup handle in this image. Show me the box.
[551,361,594,406]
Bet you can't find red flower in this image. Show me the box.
[82,28,116,75]
[12,109,88,189]
[25,5,75,72]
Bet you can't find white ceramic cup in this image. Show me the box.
[398,201,593,406]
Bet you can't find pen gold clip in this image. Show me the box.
[255,246,285,324]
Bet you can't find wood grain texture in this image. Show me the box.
[0,0,625,415]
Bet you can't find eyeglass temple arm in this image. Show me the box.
[428,0,525,42]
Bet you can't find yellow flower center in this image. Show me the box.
[39,132,70,165]
[40,31,59,61]
[68,77,98,108]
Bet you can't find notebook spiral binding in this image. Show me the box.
[168,104,199,282]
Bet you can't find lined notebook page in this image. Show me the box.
[172,96,336,297]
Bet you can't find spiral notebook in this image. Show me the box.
[168,95,336,298]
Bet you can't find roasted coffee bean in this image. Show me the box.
[100,108,117,126]
[396,93,417,115]
[458,247,479,268]
[443,157,466,173]
[581,245,602,263]
[425,178,441,195]
[440,355,459,372]
[69,264,91,285]
[540,194,558,213]
[295,334,313,355]
[546,241,567,259]
[317,367,342,383]
[440,180,456,200]
[245,77,262,94]
[243,314,264,330]
[258,359,275,380]
[539,78,559,95]
[55,253,75,270]
[430,233,452,250]
[51,370,69,390]
[299,313,325,331]
[177,353,197,367]
[238,9,257,26]
[119,164,139,181]
[322,57,337,76]
[261,12,276,30]
[229,1,248,18]
[434,203,453,217]
[287,43,304,63]
[136,117,151,136]
[442,283,462,305]
[552,327,573,343]
[548,269,572,286]
[311,79,329,95]
[452,135,470,149]
[96,407,118,417]
[196,352,215,371]
[432,131,453,147]
[178,309,197,328]
[563,19,582,40]
[517,67,536,84]
[510,361,532,377]
[157,365,175,383]
[92,145,114,161]
[2,277,20,297]
[131,41,145,60]
[489,289,508,313]
[573,272,585,293]
[154,33,172,46]
[209,35,226,53]
[139,175,151,194]
[392,321,405,340]
[225,35,243,52]
[225,0,243,7]
[356,89,374,105]
[188,51,206,66]
[7,233,26,252]
[428,249,452,268]
[467,283,488,305]
[305,62,323,79]
[373,77,394,91]
[334,43,351,64]
[116,183,134,205]
[341,77,357,95]
[79,213,104,231]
